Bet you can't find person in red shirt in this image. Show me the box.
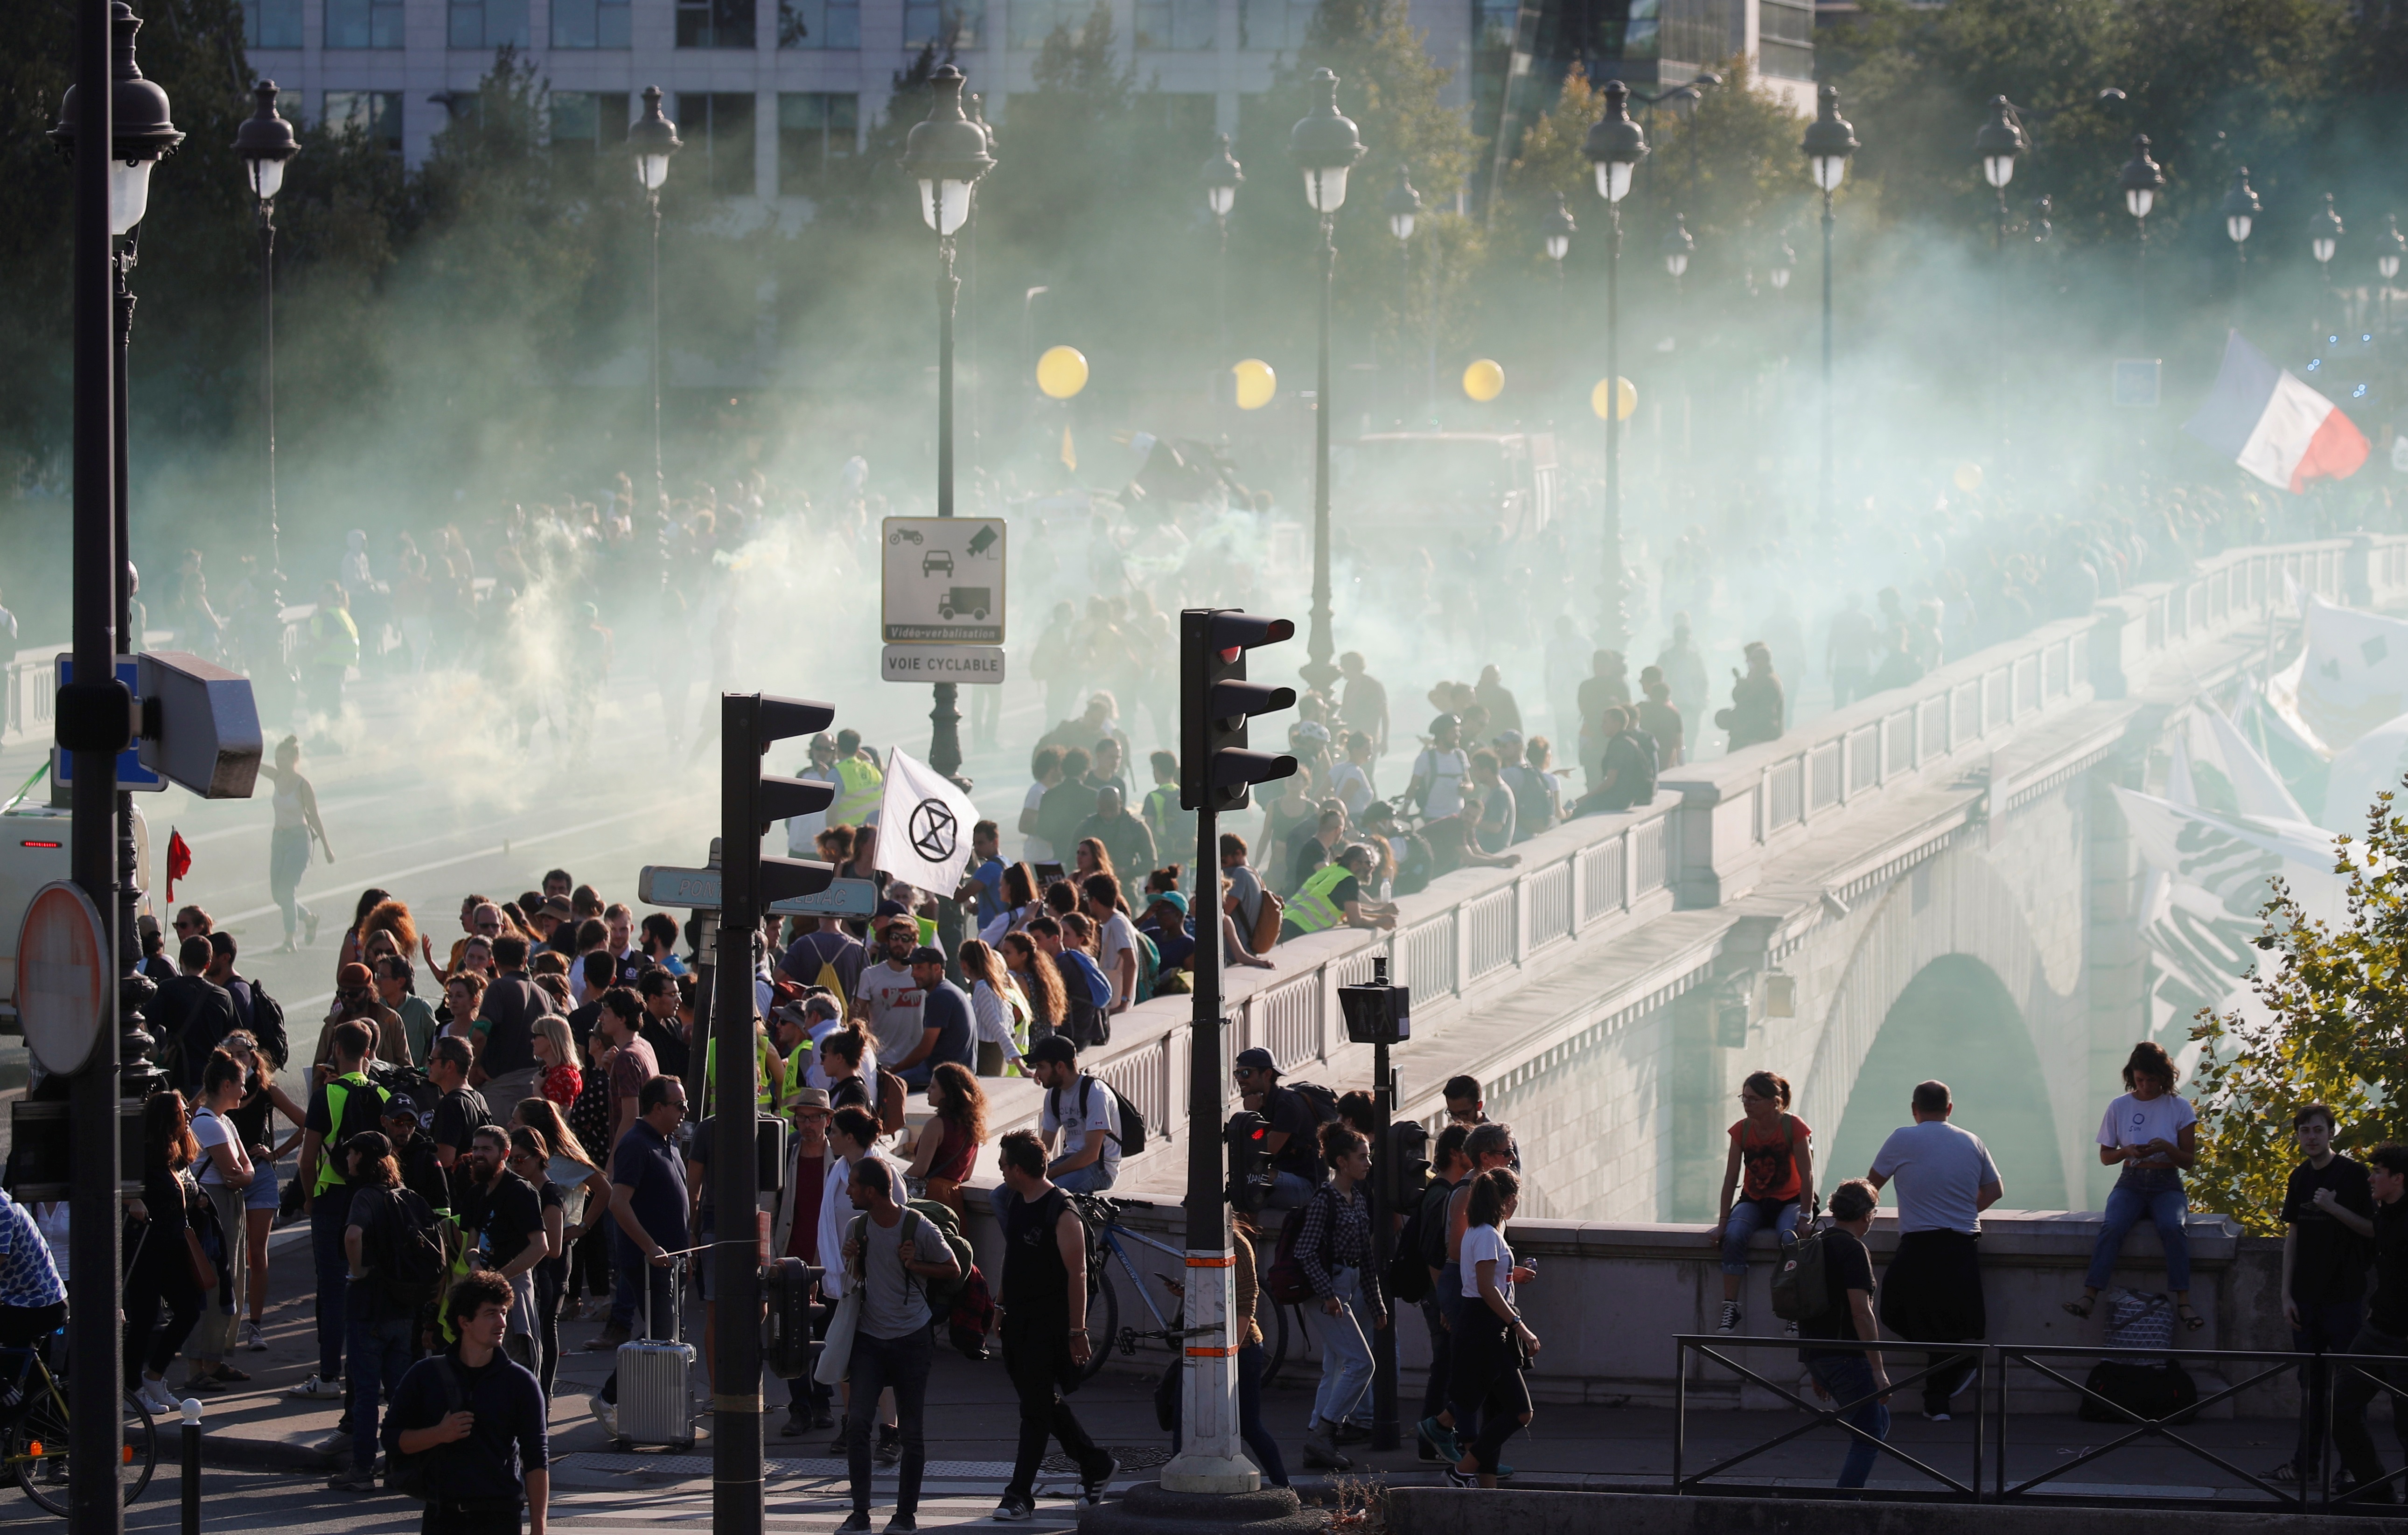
[776,1089,836,1439]
[1709,1070,1815,1336]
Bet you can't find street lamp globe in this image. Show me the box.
[49,0,184,237]
[1661,212,1692,278]
[2222,167,2260,246]
[1543,192,1576,263]
[1385,164,1421,242]
[2379,213,2404,282]
[901,66,994,235]
[1973,96,2025,190]
[234,80,298,203]
[1202,133,1242,219]
[1766,231,1794,290]
[1801,84,1859,194]
[1290,68,1366,214]
[1582,78,1649,205]
[2117,134,2162,221]
[628,85,682,193]
[2309,193,2343,267]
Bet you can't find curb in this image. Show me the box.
[199,1430,344,1474]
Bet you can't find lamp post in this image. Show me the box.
[628,86,681,509]
[1801,84,1857,523]
[1289,67,1364,694]
[1582,78,1647,653]
[2309,193,2343,343]
[2117,133,2163,323]
[234,82,297,582]
[901,64,995,781]
[1384,165,1424,414]
[1661,210,1692,289]
[49,3,180,1526]
[1202,133,1242,369]
[2223,167,2260,309]
[1543,190,1575,293]
[1974,96,2026,251]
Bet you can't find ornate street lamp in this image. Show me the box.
[2117,133,2163,321]
[2224,167,2260,249]
[2308,193,2344,345]
[1581,78,1647,651]
[1543,190,1575,289]
[1764,230,1794,292]
[1800,84,1857,523]
[1661,211,1692,283]
[234,81,298,582]
[1288,67,1364,692]
[1973,96,2026,251]
[1385,165,1425,411]
[627,86,681,506]
[1202,133,1242,362]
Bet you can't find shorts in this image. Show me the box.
[245,1155,282,1213]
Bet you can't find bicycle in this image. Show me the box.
[1064,1194,1215,1383]
[0,1332,159,1516]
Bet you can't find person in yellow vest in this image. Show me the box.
[292,1019,391,1401]
[700,1017,785,1121]
[828,729,885,829]
[1279,844,1397,942]
[306,579,360,727]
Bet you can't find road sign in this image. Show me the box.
[17,879,108,1076]
[638,866,881,918]
[881,644,1005,685]
[882,516,1006,644]
[51,656,166,791]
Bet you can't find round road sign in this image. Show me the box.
[17,879,108,1077]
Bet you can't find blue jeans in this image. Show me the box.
[1721,1198,1801,1276]
[846,1328,933,1517]
[1308,1267,1375,1431]
[1260,1171,1318,1214]
[309,1187,354,1382]
[346,1314,417,1474]
[989,1161,1113,1226]
[1807,1354,1890,1489]
[2084,1179,2190,1292]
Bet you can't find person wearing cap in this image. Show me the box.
[1408,715,1471,822]
[986,1037,1124,1227]
[1235,1048,1322,1212]
[855,917,929,1069]
[1281,844,1396,942]
[785,732,842,858]
[891,946,974,1091]
[1137,889,1194,972]
[828,728,886,829]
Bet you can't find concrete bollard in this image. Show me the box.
[180,1397,202,1535]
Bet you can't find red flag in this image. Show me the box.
[166,828,192,903]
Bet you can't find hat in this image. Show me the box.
[1494,729,1524,747]
[874,902,911,922]
[1293,721,1331,744]
[337,962,373,991]
[1148,890,1189,917]
[1234,1047,1280,1074]
[1027,1034,1079,1067]
[877,912,917,934]
[1429,712,1460,735]
[907,945,947,966]
[540,895,574,919]
[789,1087,832,1113]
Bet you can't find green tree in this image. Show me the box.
[2188,798,2408,1235]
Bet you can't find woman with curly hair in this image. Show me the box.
[2068,1041,2202,1329]
[907,1062,987,1222]
[999,932,1065,1049]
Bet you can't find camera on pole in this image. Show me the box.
[1180,609,1299,811]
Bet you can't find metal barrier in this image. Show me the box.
[1674,1336,2408,1509]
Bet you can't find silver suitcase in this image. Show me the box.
[615,1271,697,1451]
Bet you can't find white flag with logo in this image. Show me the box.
[872,745,979,894]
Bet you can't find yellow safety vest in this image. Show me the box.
[309,607,360,669]
[313,1073,388,1193]
[1287,861,1354,935]
[702,1031,782,1119]
[830,758,884,827]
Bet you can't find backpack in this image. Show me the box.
[905,1197,978,1315]
[947,1262,997,1361]
[875,1068,908,1137]
[1387,1194,1434,1305]
[245,976,289,1069]
[1247,889,1285,956]
[1263,1203,1316,1306]
[1052,1075,1147,1161]
[383,1354,462,1499]
[1288,1081,1341,1131]
[1131,929,1161,1005]
[369,1187,453,1314]
[1768,1207,1832,1324]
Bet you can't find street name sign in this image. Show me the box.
[881,644,1005,685]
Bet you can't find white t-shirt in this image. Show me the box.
[190,1107,248,1188]
[1096,911,1139,1004]
[1021,782,1055,865]
[1041,1075,1123,1181]
[1870,1119,2003,1234]
[856,963,926,1065]
[1329,761,1374,820]
[2098,1092,2195,1155]
[1458,1223,1515,1301]
[1414,748,1469,820]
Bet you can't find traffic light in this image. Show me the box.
[1180,608,1299,813]
[1383,1121,1431,1208]
[739,695,842,904]
[1223,1109,1273,1211]
[762,1258,830,1378]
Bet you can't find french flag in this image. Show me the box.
[2184,330,2370,494]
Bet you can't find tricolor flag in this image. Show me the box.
[2184,329,2369,493]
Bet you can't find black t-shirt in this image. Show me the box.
[477,975,548,1076]
[348,1183,427,1323]
[641,1019,690,1081]
[566,1001,604,1062]
[1799,1226,1877,1360]
[535,1180,565,1272]
[432,1086,494,1154]
[1260,1085,1322,1177]
[2283,1155,2376,1305]
[462,1170,546,1274]
[999,1185,1073,1316]
[394,1134,452,1212]
[2368,1199,2408,1337]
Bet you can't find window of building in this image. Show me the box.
[1239,0,1312,50]
[1135,0,1214,49]
[777,92,857,192]
[550,90,630,183]
[324,90,403,152]
[1470,0,1515,50]
[677,0,756,45]
[325,0,404,47]
[450,0,531,47]
[553,0,633,44]
[778,0,859,46]
[244,0,303,48]
[1620,0,1660,57]
[904,0,983,48]
[1757,0,1813,79]
[1008,0,1080,49]
[676,92,759,194]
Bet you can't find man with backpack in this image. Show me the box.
[333,1131,445,1493]
[1027,918,1110,1048]
[294,1020,393,1404]
[833,1158,958,1534]
[383,1272,548,1535]
[1233,1048,1335,1213]
[1797,1179,1890,1489]
[1576,707,1658,816]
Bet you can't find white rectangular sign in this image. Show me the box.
[881,645,1005,685]
[881,516,1006,643]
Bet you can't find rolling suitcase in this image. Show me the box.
[614,1269,697,1451]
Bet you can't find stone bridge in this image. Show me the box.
[984,535,2408,1222]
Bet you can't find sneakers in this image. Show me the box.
[828,1429,851,1457]
[1444,1465,1479,1488]
[875,1425,902,1467]
[835,1514,872,1535]
[243,1320,268,1353]
[812,1405,836,1430]
[1923,1410,1953,1423]
[882,1518,918,1533]
[588,1395,616,1436]
[1417,1416,1461,1464]
[1331,1421,1371,1445]
[1300,1425,1350,1471]
[1784,1321,1801,1339]
[1717,1302,1742,1334]
[1081,1455,1120,1506]
[779,1408,809,1439]
[326,1471,378,1494]
[134,1378,179,1416]
[990,1498,1034,1522]
[288,1374,344,1400]
[303,909,321,947]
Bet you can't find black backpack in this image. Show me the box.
[1289,1081,1341,1130]
[245,976,289,1069]
[1053,1076,1146,1159]
[1388,1192,1435,1304]
[383,1354,462,1499]
[369,1187,452,1314]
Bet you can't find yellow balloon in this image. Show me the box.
[1462,358,1505,403]
[1591,376,1639,422]
[1036,345,1089,400]
[1953,461,1984,492]
[1232,358,1277,411]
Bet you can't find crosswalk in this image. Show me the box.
[549,1455,1122,1533]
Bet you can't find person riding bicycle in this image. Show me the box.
[0,1185,64,1349]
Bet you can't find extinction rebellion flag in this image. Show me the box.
[2184,329,2370,494]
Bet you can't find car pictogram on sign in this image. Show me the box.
[923,550,954,577]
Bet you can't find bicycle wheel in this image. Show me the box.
[7,1388,155,1516]
[1075,1263,1119,1384]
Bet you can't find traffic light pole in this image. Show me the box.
[714,694,767,1535]
[1370,1036,1396,1452]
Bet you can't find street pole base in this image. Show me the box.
[1297,660,1340,691]
[1077,1481,1318,1535]
[1157,1450,1260,1494]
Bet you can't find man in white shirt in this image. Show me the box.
[818,1105,907,1461]
[853,917,926,1066]
[1082,874,1140,1015]
[786,734,840,857]
[1407,714,1470,821]
[1866,1079,2005,1423]
[987,1036,1119,1224]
